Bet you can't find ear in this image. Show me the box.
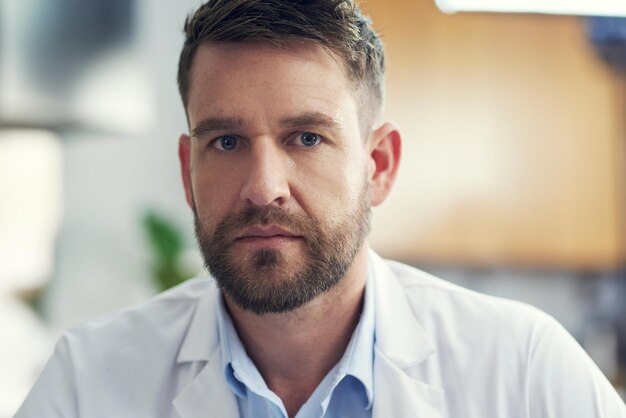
[368,122,401,207]
[178,134,194,208]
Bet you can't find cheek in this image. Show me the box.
[190,159,241,219]
[292,150,368,219]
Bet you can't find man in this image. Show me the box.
[16,0,626,417]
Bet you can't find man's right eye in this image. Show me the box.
[213,135,238,151]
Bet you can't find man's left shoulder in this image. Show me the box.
[371,254,626,416]
[377,255,556,341]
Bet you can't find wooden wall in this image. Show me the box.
[364,0,626,268]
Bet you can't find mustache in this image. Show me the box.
[211,205,320,244]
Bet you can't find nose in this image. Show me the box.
[240,141,291,207]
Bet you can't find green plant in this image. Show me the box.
[142,210,196,292]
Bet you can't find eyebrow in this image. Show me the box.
[191,117,243,138]
[279,112,342,131]
[190,111,342,138]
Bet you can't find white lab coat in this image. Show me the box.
[16,251,626,418]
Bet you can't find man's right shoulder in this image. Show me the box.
[61,278,217,359]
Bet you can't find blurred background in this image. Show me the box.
[2,0,626,415]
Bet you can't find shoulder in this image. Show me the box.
[373,255,626,416]
[375,255,558,358]
[383,256,551,325]
[379,258,626,415]
[15,278,220,416]
[61,278,216,361]
[67,277,214,332]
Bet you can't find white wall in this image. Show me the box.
[43,0,202,337]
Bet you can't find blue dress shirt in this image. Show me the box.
[216,272,375,418]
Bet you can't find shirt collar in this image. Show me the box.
[216,294,256,399]
[342,265,375,408]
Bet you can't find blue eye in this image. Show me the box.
[299,132,321,147]
[214,135,238,151]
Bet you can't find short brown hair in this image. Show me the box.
[177,0,385,130]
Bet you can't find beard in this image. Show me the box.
[192,183,371,315]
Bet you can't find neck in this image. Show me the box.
[224,245,369,417]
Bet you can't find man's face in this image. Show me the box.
[180,42,373,315]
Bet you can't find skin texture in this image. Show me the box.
[178,41,401,417]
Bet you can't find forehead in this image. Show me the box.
[186,42,358,128]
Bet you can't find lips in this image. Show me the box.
[235,226,301,241]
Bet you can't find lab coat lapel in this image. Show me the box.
[172,349,239,418]
[373,349,445,418]
[370,251,446,418]
[172,284,239,418]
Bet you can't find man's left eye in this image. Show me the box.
[298,132,321,147]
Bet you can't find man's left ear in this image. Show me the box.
[368,122,401,207]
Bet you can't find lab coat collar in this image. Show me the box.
[174,281,240,417]
[369,250,445,418]
[369,250,436,367]
[176,281,219,363]
[173,346,239,418]
[173,251,445,418]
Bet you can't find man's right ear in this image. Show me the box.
[178,134,194,208]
